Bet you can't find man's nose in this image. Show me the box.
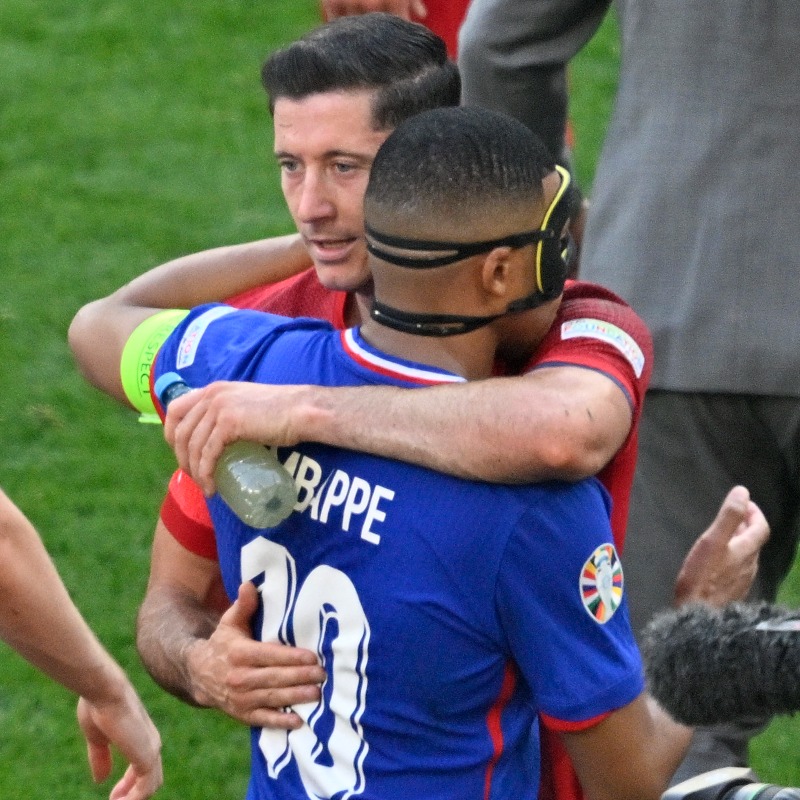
[294,171,335,223]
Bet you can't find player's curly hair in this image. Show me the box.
[261,13,460,131]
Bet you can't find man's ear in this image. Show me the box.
[481,246,514,298]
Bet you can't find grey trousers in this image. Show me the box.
[624,390,800,781]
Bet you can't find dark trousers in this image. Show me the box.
[624,390,800,782]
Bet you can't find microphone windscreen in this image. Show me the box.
[641,602,800,726]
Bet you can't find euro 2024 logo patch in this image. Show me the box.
[580,543,623,624]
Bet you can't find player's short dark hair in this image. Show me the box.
[261,12,460,131]
[365,106,555,224]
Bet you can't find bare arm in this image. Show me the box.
[68,234,311,402]
[163,365,632,493]
[137,521,326,728]
[0,489,162,799]
[563,693,692,800]
[295,365,632,482]
[102,234,309,310]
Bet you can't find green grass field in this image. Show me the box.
[1,2,798,797]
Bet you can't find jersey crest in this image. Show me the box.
[580,543,624,623]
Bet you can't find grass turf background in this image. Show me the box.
[1,2,798,796]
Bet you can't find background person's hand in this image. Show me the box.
[321,0,427,22]
[76,682,163,800]
[673,485,770,607]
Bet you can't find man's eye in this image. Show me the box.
[279,160,299,173]
[333,162,356,174]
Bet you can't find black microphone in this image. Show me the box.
[662,767,800,800]
[641,601,800,726]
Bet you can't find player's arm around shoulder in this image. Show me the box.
[241,364,633,485]
[291,288,647,484]
[68,233,309,403]
[522,286,653,479]
[68,301,168,405]
[162,288,648,486]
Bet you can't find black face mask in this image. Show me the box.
[366,165,576,337]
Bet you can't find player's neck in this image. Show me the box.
[345,291,371,327]
[359,317,499,380]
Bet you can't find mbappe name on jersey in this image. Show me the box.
[283,450,394,545]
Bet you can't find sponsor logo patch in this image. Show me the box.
[561,318,645,378]
[176,306,235,369]
[580,543,624,624]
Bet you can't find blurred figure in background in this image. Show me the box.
[459,0,800,783]
[320,0,469,58]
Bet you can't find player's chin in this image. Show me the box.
[312,260,371,293]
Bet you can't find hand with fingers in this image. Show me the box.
[163,381,309,498]
[185,581,327,728]
[673,485,770,608]
[77,682,162,800]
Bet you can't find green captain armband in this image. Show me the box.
[120,309,189,423]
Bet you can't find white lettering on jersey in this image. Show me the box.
[283,452,394,545]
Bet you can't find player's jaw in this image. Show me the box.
[302,229,372,293]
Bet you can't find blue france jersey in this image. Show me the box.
[153,305,644,800]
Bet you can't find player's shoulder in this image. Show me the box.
[503,474,611,528]
[173,304,337,373]
[559,279,651,343]
[502,477,614,560]
[187,302,333,332]
[531,475,610,514]
[562,279,632,311]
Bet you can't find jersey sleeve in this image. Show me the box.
[148,306,247,556]
[528,282,653,414]
[149,304,294,414]
[148,304,281,552]
[159,469,218,560]
[153,273,345,560]
[496,479,644,728]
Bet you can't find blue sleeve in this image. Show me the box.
[152,303,325,398]
[496,479,644,723]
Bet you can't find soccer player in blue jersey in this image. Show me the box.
[73,105,696,800]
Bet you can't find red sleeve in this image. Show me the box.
[539,709,612,733]
[159,469,218,560]
[528,281,653,413]
[537,712,612,800]
[525,281,654,550]
[415,0,470,58]
[537,726,587,800]
[322,0,469,60]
